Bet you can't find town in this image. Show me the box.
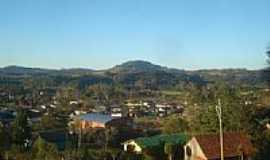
[1,0,270,159]
[0,60,269,160]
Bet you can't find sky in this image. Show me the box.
[0,0,270,70]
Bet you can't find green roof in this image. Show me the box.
[134,133,188,149]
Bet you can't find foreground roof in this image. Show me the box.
[195,132,254,159]
[133,133,189,149]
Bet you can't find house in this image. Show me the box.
[123,133,188,154]
[266,122,270,129]
[127,106,139,117]
[27,109,42,124]
[155,103,185,117]
[126,101,143,107]
[155,104,170,117]
[111,112,122,118]
[49,104,56,108]
[111,106,123,118]
[92,105,107,113]
[77,113,114,129]
[40,105,47,110]
[184,132,254,160]
[69,110,87,119]
[69,101,79,105]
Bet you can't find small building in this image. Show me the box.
[69,101,79,105]
[111,112,122,118]
[27,109,42,124]
[266,122,270,129]
[127,106,139,118]
[111,106,123,118]
[155,104,170,117]
[123,139,143,153]
[184,132,254,160]
[92,105,107,113]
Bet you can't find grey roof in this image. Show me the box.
[78,113,113,124]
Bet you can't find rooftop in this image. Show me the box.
[195,132,254,159]
[78,113,114,124]
[131,133,189,149]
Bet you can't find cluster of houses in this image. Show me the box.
[1,87,185,125]
[67,111,254,160]
[0,106,256,160]
[120,101,184,118]
[0,89,256,160]
[67,100,185,127]
[66,100,185,142]
[0,91,255,160]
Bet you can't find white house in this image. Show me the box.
[123,140,143,153]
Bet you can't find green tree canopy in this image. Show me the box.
[0,122,10,155]
[11,109,31,150]
[161,115,189,134]
[32,136,58,160]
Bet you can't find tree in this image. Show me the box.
[266,45,270,66]
[38,112,67,131]
[0,122,10,158]
[227,46,270,160]
[161,115,189,134]
[11,109,31,150]
[7,145,32,160]
[32,137,58,160]
[188,82,256,133]
[264,46,270,85]
[164,143,176,160]
[251,46,270,159]
[87,84,110,104]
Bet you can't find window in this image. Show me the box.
[186,146,192,157]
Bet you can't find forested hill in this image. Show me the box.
[188,69,265,87]
[0,61,266,89]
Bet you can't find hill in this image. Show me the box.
[0,61,266,89]
[107,60,184,74]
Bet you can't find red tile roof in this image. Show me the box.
[195,132,254,160]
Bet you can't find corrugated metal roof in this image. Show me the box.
[79,113,113,124]
[134,133,188,149]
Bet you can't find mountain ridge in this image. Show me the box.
[0,60,259,74]
[0,60,265,88]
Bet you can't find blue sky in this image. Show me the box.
[0,0,269,70]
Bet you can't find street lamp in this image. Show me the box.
[216,99,224,160]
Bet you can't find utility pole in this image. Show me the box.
[216,99,224,160]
